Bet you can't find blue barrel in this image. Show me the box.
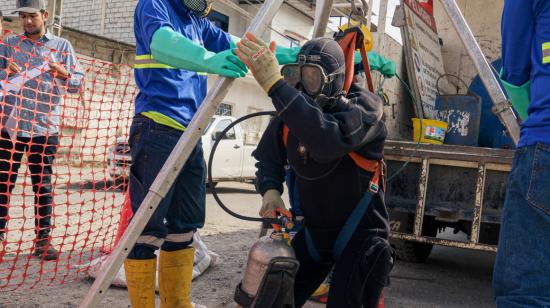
[468,59,516,149]
[435,75,482,146]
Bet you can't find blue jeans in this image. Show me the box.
[128,115,206,259]
[493,143,550,307]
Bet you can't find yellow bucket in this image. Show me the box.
[412,118,448,144]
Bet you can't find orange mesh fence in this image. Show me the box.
[0,30,136,290]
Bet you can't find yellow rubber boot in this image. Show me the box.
[124,258,157,308]
[159,247,195,308]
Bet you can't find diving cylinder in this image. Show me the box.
[235,232,299,308]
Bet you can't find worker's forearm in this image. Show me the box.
[151,26,213,72]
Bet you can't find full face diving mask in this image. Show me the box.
[281,55,345,98]
[182,0,213,17]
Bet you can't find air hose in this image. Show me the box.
[207,111,293,227]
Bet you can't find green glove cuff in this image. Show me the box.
[230,35,240,49]
[499,71,530,120]
[151,27,214,72]
[275,45,300,65]
[354,51,397,78]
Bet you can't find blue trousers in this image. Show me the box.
[128,115,206,259]
[493,143,550,307]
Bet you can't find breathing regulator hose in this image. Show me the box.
[207,111,293,229]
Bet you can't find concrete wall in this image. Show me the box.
[63,0,136,44]
[270,4,314,46]
[0,1,15,16]
[434,0,502,90]
[62,0,257,45]
[380,36,414,140]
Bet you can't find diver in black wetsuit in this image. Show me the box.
[237,34,395,307]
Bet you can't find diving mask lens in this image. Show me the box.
[301,64,325,97]
[281,64,301,88]
[281,64,326,97]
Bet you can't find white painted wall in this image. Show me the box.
[211,0,248,37]
[270,4,314,46]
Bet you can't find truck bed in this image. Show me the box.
[384,140,514,224]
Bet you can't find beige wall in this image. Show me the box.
[434,0,502,90]
[212,0,249,37]
[270,4,314,46]
[380,36,414,140]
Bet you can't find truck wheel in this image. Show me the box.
[478,223,499,245]
[390,212,438,263]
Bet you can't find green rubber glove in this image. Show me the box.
[499,72,530,120]
[151,27,248,78]
[274,45,300,65]
[231,34,299,65]
[354,51,396,78]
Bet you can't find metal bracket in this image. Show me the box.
[491,99,514,116]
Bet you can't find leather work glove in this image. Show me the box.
[260,189,291,219]
[230,34,299,65]
[236,32,283,93]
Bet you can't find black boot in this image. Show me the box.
[33,233,59,261]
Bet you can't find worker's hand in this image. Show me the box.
[203,49,248,78]
[49,62,71,80]
[260,189,290,219]
[236,32,283,93]
[7,62,21,77]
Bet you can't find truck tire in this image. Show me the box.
[390,212,438,263]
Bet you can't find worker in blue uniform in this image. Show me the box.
[128,0,300,307]
[494,0,550,307]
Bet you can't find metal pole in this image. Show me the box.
[376,0,388,55]
[99,0,107,36]
[313,0,335,38]
[79,0,284,306]
[439,0,521,144]
[333,2,364,8]
[374,0,389,87]
[46,0,64,36]
[367,0,374,29]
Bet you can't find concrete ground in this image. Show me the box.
[0,181,496,307]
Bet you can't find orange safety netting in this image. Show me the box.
[0,30,135,290]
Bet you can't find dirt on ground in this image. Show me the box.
[0,181,320,308]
